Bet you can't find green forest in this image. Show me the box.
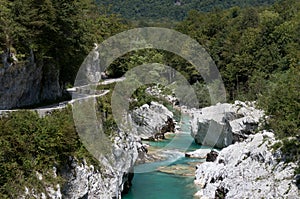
[1,0,300,197]
[98,0,277,21]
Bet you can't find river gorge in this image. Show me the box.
[123,100,300,198]
[0,75,299,198]
[124,114,207,199]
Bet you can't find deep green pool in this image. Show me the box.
[123,115,208,199]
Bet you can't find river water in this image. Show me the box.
[123,115,209,199]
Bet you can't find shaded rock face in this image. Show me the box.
[132,101,174,140]
[215,186,228,199]
[121,172,134,195]
[40,63,62,103]
[194,131,300,198]
[206,151,219,162]
[0,53,62,109]
[190,101,264,148]
[161,116,175,134]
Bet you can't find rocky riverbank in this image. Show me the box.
[194,131,300,198]
[21,130,145,199]
[188,101,300,198]
[60,131,144,199]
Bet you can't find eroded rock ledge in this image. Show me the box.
[189,101,299,198]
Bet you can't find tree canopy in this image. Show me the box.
[97,0,277,21]
[0,0,128,84]
[176,0,300,100]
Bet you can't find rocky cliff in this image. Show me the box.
[60,131,143,199]
[0,52,62,109]
[190,101,264,148]
[60,102,174,198]
[22,130,144,199]
[194,131,300,198]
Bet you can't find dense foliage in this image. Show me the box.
[0,108,99,198]
[0,0,128,84]
[176,0,300,100]
[259,67,300,173]
[98,0,277,21]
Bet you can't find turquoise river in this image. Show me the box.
[123,115,210,199]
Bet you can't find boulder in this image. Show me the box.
[190,103,234,148]
[131,102,174,140]
[190,101,264,148]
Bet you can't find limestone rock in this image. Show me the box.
[194,131,300,199]
[131,101,174,139]
[190,101,264,148]
[61,130,142,199]
[190,103,234,148]
[0,52,62,109]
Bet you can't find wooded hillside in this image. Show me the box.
[98,0,277,21]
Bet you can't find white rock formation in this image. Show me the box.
[61,131,142,199]
[190,101,264,148]
[131,101,174,139]
[194,131,300,199]
[60,102,172,198]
